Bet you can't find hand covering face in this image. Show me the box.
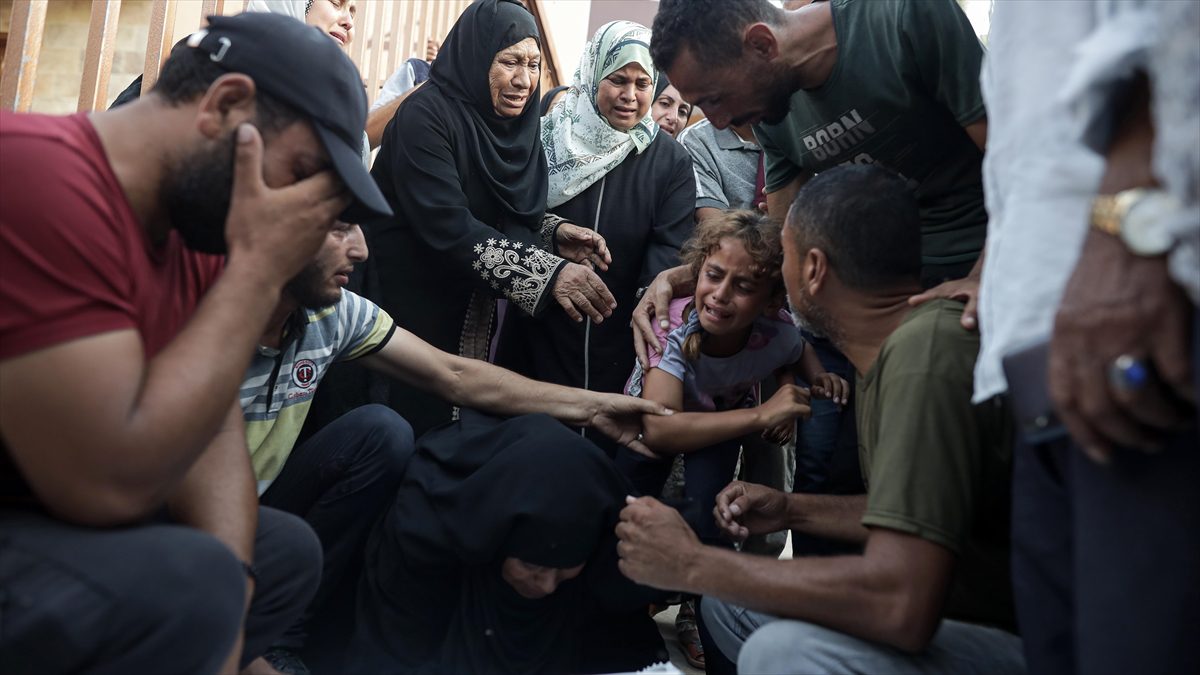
[542,21,659,208]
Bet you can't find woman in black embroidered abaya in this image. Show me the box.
[365,0,615,435]
[494,21,695,445]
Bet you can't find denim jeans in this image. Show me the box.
[793,333,860,495]
[0,507,320,674]
[701,597,1025,675]
[792,333,865,557]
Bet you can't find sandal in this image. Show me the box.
[675,599,706,670]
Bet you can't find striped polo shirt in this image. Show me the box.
[240,289,395,494]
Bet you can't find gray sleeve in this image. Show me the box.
[680,130,731,211]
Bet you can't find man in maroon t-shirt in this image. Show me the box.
[0,13,390,674]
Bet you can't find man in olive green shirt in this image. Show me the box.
[615,166,1022,674]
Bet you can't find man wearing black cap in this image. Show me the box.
[0,12,391,674]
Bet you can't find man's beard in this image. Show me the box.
[758,81,795,126]
[729,83,793,128]
[162,131,236,254]
[792,285,843,347]
[284,261,342,310]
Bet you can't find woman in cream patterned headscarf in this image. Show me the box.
[541,20,661,208]
[494,21,695,457]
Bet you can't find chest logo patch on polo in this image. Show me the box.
[292,359,317,389]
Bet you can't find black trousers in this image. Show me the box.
[0,505,320,675]
[1008,312,1200,675]
[260,404,414,656]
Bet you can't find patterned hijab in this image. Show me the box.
[542,21,659,208]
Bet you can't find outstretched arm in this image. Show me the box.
[617,497,954,653]
[360,325,671,455]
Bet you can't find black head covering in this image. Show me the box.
[428,0,546,226]
[399,412,629,569]
[540,84,569,116]
[654,72,671,99]
[355,412,656,674]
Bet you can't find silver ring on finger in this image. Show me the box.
[1108,354,1150,393]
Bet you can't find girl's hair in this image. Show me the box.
[678,209,784,361]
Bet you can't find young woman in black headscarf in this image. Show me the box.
[363,0,616,436]
[348,412,668,673]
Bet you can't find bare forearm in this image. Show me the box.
[368,348,603,427]
[685,546,918,649]
[166,411,258,563]
[786,493,868,544]
[367,97,401,149]
[170,413,258,675]
[643,408,765,454]
[764,173,808,223]
[4,262,282,524]
[126,262,282,471]
[964,118,988,153]
[447,358,602,426]
[368,84,421,149]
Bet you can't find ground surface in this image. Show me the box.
[652,533,793,674]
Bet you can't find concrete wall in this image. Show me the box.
[1,0,251,115]
[0,0,150,114]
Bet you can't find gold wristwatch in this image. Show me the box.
[1090,188,1178,256]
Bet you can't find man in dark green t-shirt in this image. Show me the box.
[649,0,988,326]
[614,166,1022,673]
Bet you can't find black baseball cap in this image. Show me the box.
[189,12,391,221]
